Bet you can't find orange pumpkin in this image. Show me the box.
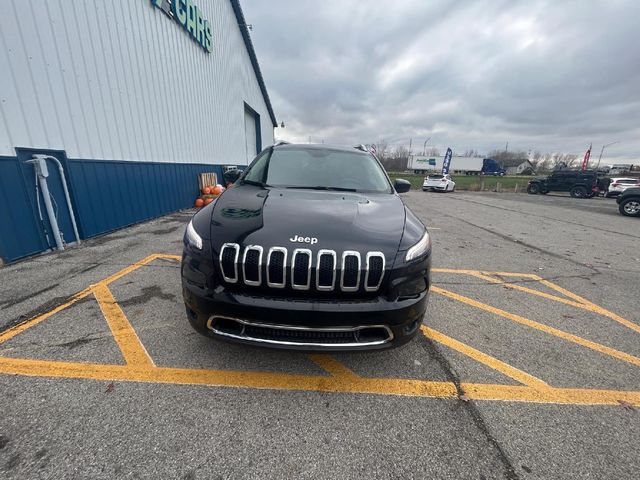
[194,198,204,208]
[212,185,224,195]
[202,186,211,195]
[204,197,214,205]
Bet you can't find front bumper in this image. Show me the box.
[182,280,428,351]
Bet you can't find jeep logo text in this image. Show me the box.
[289,235,318,245]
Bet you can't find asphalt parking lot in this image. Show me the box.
[1,190,638,479]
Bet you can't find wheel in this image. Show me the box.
[527,184,540,194]
[619,198,640,217]
[570,186,587,198]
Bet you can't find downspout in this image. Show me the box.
[24,157,64,251]
[33,155,81,244]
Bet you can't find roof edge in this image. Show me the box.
[230,0,278,127]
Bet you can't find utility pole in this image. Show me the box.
[423,137,431,155]
[595,141,620,170]
[505,141,509,152]
[409,138,412,155]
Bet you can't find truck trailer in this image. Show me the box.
[408,156,505,175]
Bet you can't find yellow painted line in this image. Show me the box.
[432,286,640,367]
[421,326,549,389]
[432,268,483,275]
[0,356,638,406]
[467,272,640,335]
[152,254,182,262]
[308,354,359,378]
[97,254,163,287]
[538,279,640,335]
[0,356,458,399]
[0,288,93,346]
[470,272,589,309]
[92,284,154,367]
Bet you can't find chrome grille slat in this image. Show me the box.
[219,245,384,292]
[291,248,312,290]
[316,250,337,291]
[364,252,385,292]
[340,251,361,292]
[219,243,240,283]
[266,247,287,288]
[242,245,263,286]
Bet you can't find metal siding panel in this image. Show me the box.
[0,157,49,262]
[1,1,275,163]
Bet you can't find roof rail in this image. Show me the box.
[274,141,290,146]
[354,144,368,152]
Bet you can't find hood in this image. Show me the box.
[210,185,406,259]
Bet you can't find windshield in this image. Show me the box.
[428,174,444,179]
[243,147,392,193]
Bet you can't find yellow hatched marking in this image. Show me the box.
[0,356,638,406]
[464,272,640,335]
[432,286,640,367]
[0,289,93,346]
[421,326,549,389]
[308,354,359,379]
[92,284,154,367]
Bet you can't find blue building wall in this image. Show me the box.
[0,153,225,263]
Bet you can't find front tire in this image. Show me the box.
[527,184,540,194]
[570,186,587,198]
[619,198,640,217]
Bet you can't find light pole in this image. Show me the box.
[423,137,431,155]
[595,141,620,170]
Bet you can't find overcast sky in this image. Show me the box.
[242,0,640,162]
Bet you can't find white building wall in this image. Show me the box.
[0,0,274,165]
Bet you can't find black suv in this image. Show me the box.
[616,188,640,217]
[181,144,431,351]
[527,170,598,198]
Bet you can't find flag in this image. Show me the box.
[442,148,453,174]
[581,145,591,172]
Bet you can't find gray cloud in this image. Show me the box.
[243,0,640,161]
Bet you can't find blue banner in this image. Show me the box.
[442,148,452,174]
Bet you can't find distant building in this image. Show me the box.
[505,160,535,175]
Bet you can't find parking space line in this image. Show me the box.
[0,288,93,346]
[432,286,640,367]
[92,284,155,367]
[2,256,638,407]
[308,354,360,378]
[97,254,164,286]
[537,278,640,334]
[0,356,638,406]
[421,326,549,389]
[470,272,640,335]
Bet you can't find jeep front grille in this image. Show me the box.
[218,244,385,293]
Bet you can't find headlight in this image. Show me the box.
[185,220,203,250]
[405,230,431,261]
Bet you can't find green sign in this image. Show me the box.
[428,158,436,165]
[152,0,213,53]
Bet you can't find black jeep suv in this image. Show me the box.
[527,170,599,198]
[181,144,431,351]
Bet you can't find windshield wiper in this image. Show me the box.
[242,179,270,187]
[284,185,357,192]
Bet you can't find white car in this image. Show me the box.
[606,177,640,197]
[423,174,455,192]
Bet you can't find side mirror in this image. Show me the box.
[394,179,411,193]
[223,168,242,185]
